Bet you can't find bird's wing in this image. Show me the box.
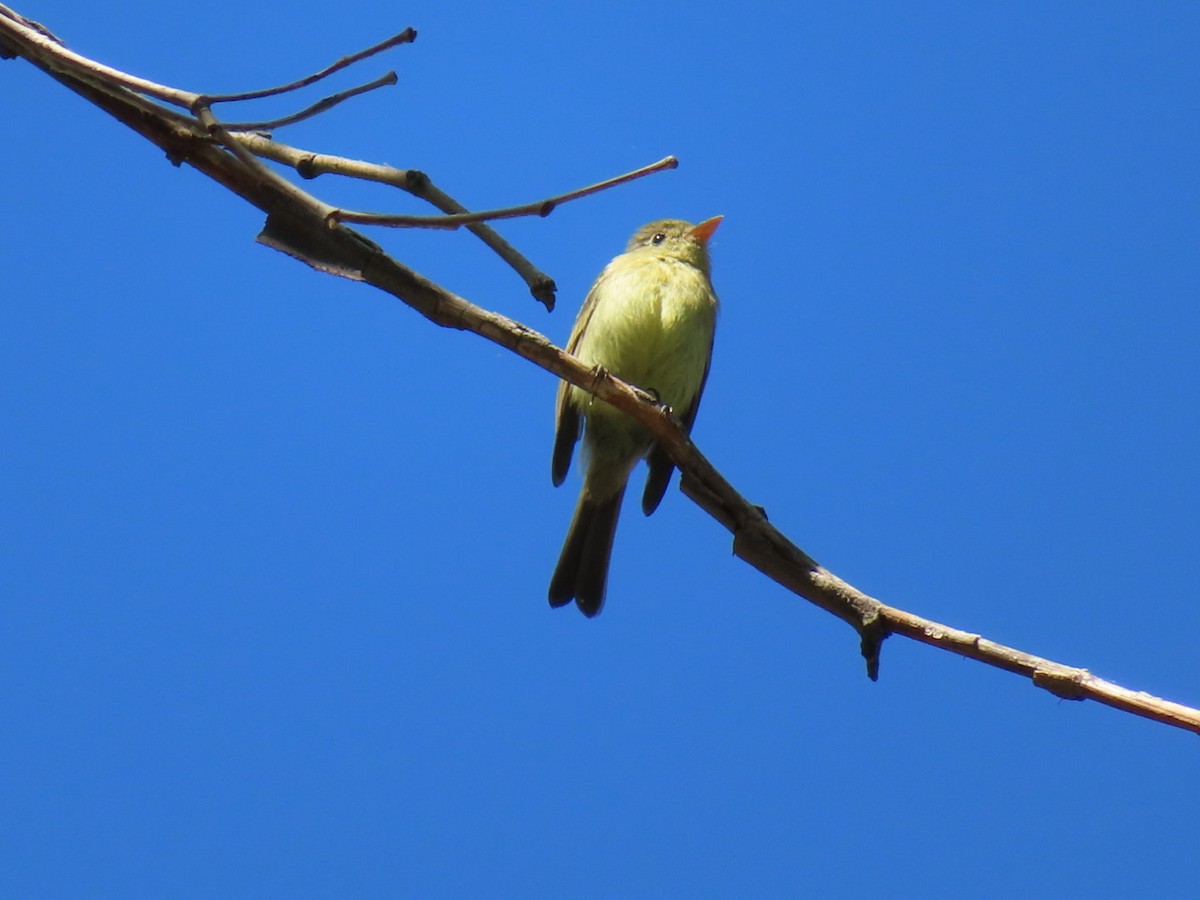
[641,325,714,515]
[551,271,607,486]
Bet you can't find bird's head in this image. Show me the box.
[625,216,723,273]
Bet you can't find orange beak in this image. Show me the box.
[687,215,723,246]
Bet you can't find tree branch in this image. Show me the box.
[3,6,1197,736]
[220,71,399,132]
[233,132,558,307]
[203,27,416,104]
[326,155,680,228]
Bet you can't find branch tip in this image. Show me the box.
[532,276,557,310]
[203,26,418,106]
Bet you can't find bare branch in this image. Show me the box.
[0,6,661,310]
[203,28,416,104]
[222,71,398,132]
[329,155,680,228]
[235,133,558,308]
[5,7,1197,736]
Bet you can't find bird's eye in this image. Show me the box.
[651,232,666,245]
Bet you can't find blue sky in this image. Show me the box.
[2,2,1198,896]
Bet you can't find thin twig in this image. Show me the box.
[329,156,680,228]
[222,71,397,132]
[204,28,416,104]
[232,132,423,189]
[234,132,559,308]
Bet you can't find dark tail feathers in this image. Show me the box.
[548,487,626,617]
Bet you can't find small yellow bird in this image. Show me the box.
[549,216,723,616]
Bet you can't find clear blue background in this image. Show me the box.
[2,2,1197,897]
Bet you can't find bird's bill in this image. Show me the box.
[687,215,723,245]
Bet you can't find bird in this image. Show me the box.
[549,216,722,616]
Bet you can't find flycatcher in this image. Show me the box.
[549,216,723,616]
